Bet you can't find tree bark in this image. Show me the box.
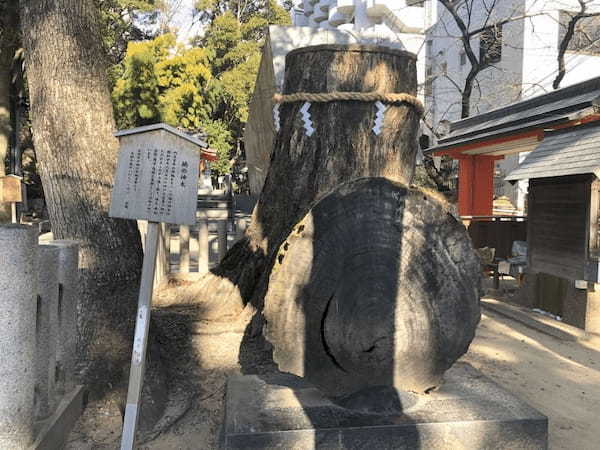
[19,0,148,398]
[263,177,481,396]
[185,45,421,319]
[0,1,19,222]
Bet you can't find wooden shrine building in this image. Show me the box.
[425,77,600,333]
[426,76,600,217]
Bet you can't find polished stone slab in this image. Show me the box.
[221,363,547,449]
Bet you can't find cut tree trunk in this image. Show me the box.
[19,1,166,424]
[186,45,421,320]
[263,177,482,396]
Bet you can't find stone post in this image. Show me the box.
[198,211,209,273]
[235,215,248,241]
[217,219,227,261]
[0,224,37,449]
[34,244,60,419]
[45,240,79,397]
[180,225,191,273]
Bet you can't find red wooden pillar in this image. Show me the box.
[457,155,496,216]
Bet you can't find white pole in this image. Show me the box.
[120,221,160,450]
[11,202,17,223]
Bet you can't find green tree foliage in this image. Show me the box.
[112,0,291,175]
[198,0,290,137]
[112,33,217,127]
[202,119,233,174]
[94,0,159,64]
[112,33,234,173]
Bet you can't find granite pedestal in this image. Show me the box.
[221,363,547,449]
[0,225,38,449]
[35,244,61,420]
[44,240,79,397]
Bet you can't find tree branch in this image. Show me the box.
[552,0,600,89]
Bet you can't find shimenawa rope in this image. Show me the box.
[272,91,424,116]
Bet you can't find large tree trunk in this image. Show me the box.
[0,1,19,222]
[187,44,421,319]
[19,0,153,401]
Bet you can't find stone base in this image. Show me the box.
[221,363,547,449]
[31,386,86,450]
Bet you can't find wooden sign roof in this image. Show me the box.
[115,123,217,161]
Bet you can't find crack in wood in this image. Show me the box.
[320,294,348,373]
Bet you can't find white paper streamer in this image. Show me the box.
[373,101,387,135]
[300,102,315,136]
[272,104,281,132]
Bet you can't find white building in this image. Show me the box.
[424,0,600,211]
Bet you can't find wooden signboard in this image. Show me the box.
[109,132,200,225]
[109,124,204,450]
[0,175,22,204]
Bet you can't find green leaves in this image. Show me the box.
[112,33,215,129]
[111,0,291,175]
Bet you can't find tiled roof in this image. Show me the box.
[506,123,600,181]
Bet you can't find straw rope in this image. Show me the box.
[272,91,424,116]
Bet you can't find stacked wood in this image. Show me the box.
[263,178,481,396]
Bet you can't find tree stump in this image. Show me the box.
[187,44,422,319]
[263,178,481,396]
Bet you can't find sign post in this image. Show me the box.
[0,174,23,223]
[120,221,159,449]
[109,124,204,450]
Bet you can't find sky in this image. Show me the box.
[165,0,295,42]
[166,0,203,42]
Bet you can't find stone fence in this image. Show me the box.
[140,193,252,286]
[0,225,80,449]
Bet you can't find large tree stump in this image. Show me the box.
[263,178,481,396]
[187,45,421,319]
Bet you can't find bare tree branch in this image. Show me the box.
[554,0,600,89]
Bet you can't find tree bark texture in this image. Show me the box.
[0,1,19,222]
[188,45,421,319]
[263,177,481,396]
[19,0,147,397]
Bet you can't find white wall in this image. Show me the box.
[426,0,527,125]
[426,0,600,212]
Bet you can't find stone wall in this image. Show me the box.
[0,224,80,448]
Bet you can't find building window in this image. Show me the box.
[558,11,600,55]
[425,67,433,96]
[460,51,466,66]
[479,25,503,65]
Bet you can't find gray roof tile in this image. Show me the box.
[506,124,600,181]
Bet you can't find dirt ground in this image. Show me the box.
[66,290,600,450]
[463,310,600,450]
